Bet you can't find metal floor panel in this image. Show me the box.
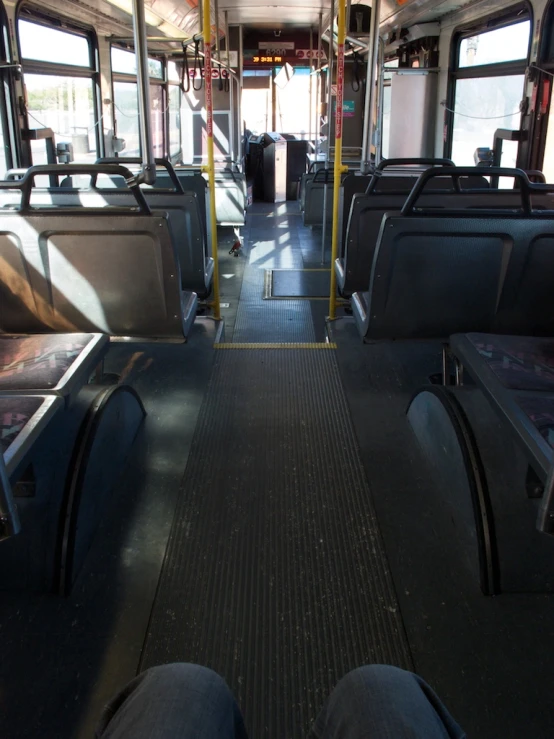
[141,347,412,739]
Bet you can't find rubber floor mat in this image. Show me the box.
[141,347,412,738]
[265,269,331,299]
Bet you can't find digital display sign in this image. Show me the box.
[252,56,283,64]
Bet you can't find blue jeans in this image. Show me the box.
[95,663,465,738]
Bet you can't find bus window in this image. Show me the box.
[242,69,272,134]
[18,19,98,165]
[275,67,312,137]
[381,59,399,159]
[111,47,165,158]
[449,18,530,168]
[168,82,181,159]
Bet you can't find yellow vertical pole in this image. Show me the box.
[329,0,348,320]
[203,0,221,320]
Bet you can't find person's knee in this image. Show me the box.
[96,664,241,738]
[334,664,417,701]
[137,663,235,710]
[142,663,227,692]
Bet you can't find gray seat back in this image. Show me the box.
[303,168,349,226]
[0,187,212,298]
[340,158,457,246]
[341,186,544,296]
[361,169,554,340]
[212,169,247,226]
[158,168,246,226]
[0,164,195,339]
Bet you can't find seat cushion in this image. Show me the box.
[464,333,554,392]
[0,334,106,392]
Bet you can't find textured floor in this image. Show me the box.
[141,347,412,738]
[268,268,331,299]
[330,318,554,739]
[230,204,325,342]
[0,322,218,739]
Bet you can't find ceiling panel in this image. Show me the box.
[219,1,332,26]
[380,0,485,32]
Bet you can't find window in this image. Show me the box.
[451,75,524,168]
[168,61,180,83]
[19,20,90,67]
[381,59,398,159]
[168,85,181,157]
[0,6,14,175]
[458,22,531,68]
[18,18,99,165]
[275,67,312,136]
[111,46,165,158]
[113,81,140,156]
[448,14,530,170]
[111,47,163,78]
[25,74,96,164]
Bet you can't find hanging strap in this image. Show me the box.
[180,44,191,93]
[193,37,203,91]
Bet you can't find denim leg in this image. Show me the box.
[95,663,248,739]
[309,665,465,739]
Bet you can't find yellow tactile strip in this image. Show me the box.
[214,343,337,350]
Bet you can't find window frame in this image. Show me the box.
[0,1,17,171]
[16,8,102,164]
[445,3,532,160]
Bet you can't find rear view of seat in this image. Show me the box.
[0,163,197,339]
[337,161,491,296]
[339,158,457,249]
[352,168,554,341]
[0,333,145,592]
[303,168,349,226]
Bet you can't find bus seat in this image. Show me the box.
[1,188,214,299]
[353,213,554,341]
[352,169,554,341]
[337,184,530,297]
[303,168,349,226]
[0,164,197,339]
[0,334,108,406]
[449,332,554,535]
[212,169,247,226]
[340,159,458,242]
[0,393,63,485]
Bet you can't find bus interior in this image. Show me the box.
[1,0,554,736]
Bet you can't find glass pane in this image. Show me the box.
[148,59,163,79]
[169,85,180,156]
[275,67,311,135]
[150,84,164,157]
[111,48,136,75]
[168,61,180,83]
[451,75,524,169]
[459,21,530,68]
[113,81,140,156]
[19,20,90,67]
[111,47,163,78]
[381,84,391,159]
[242,87,271,135]
[25,74,97,163]
[114,81,164,157]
